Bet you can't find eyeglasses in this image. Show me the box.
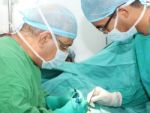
[57,39,72,51]
[96,11,116,34]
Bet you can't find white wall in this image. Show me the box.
[0,0,107,62]
[0,0,9,33]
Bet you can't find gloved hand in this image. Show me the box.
[87,87,122,107]
[46,96,70,110]
[53,98,88,113]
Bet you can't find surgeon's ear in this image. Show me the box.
[118,7,129,19]
[38,31,52,48]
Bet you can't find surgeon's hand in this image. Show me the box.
[87,87,122,107]
[46,96,70,110]
[53,98,88,113]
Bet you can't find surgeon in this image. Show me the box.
[0,2,87,113]
[81,0,150,107]
[81,0,150,41]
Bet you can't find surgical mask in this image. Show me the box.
[13,8,69,70]
[42,49,68,69]
[107,6,146,42]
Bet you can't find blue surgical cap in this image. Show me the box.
[81,0,141,22]
[140,0,150,6]
[20,3,77,39]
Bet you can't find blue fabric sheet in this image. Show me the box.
[41,34,150,113]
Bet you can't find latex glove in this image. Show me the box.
[46,96,70,110]
[87,87,122,107]
[53,98,88,113]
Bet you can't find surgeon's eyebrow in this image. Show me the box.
[58,39,72,47]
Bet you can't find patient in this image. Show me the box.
[41,34,150,113]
